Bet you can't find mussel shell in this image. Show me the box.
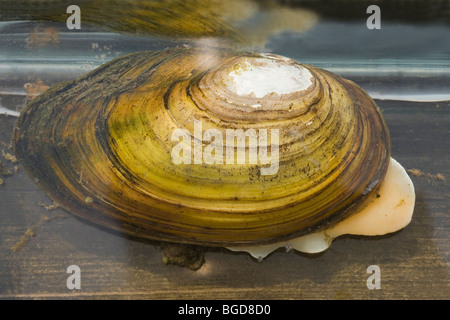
[13,48,390,247]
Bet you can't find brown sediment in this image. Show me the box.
[25,27,60,50]
[2,150,17,163]
[11,226,36,252]
[24,79,50,100]
[39,201,60,211]
[408,168,446,182]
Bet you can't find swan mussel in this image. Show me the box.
[13,48,415,267]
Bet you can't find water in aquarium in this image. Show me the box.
[0,0,449,300]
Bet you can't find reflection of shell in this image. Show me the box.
[0,0,319,48]
[0,0,248,39]
[14,47,391,247]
